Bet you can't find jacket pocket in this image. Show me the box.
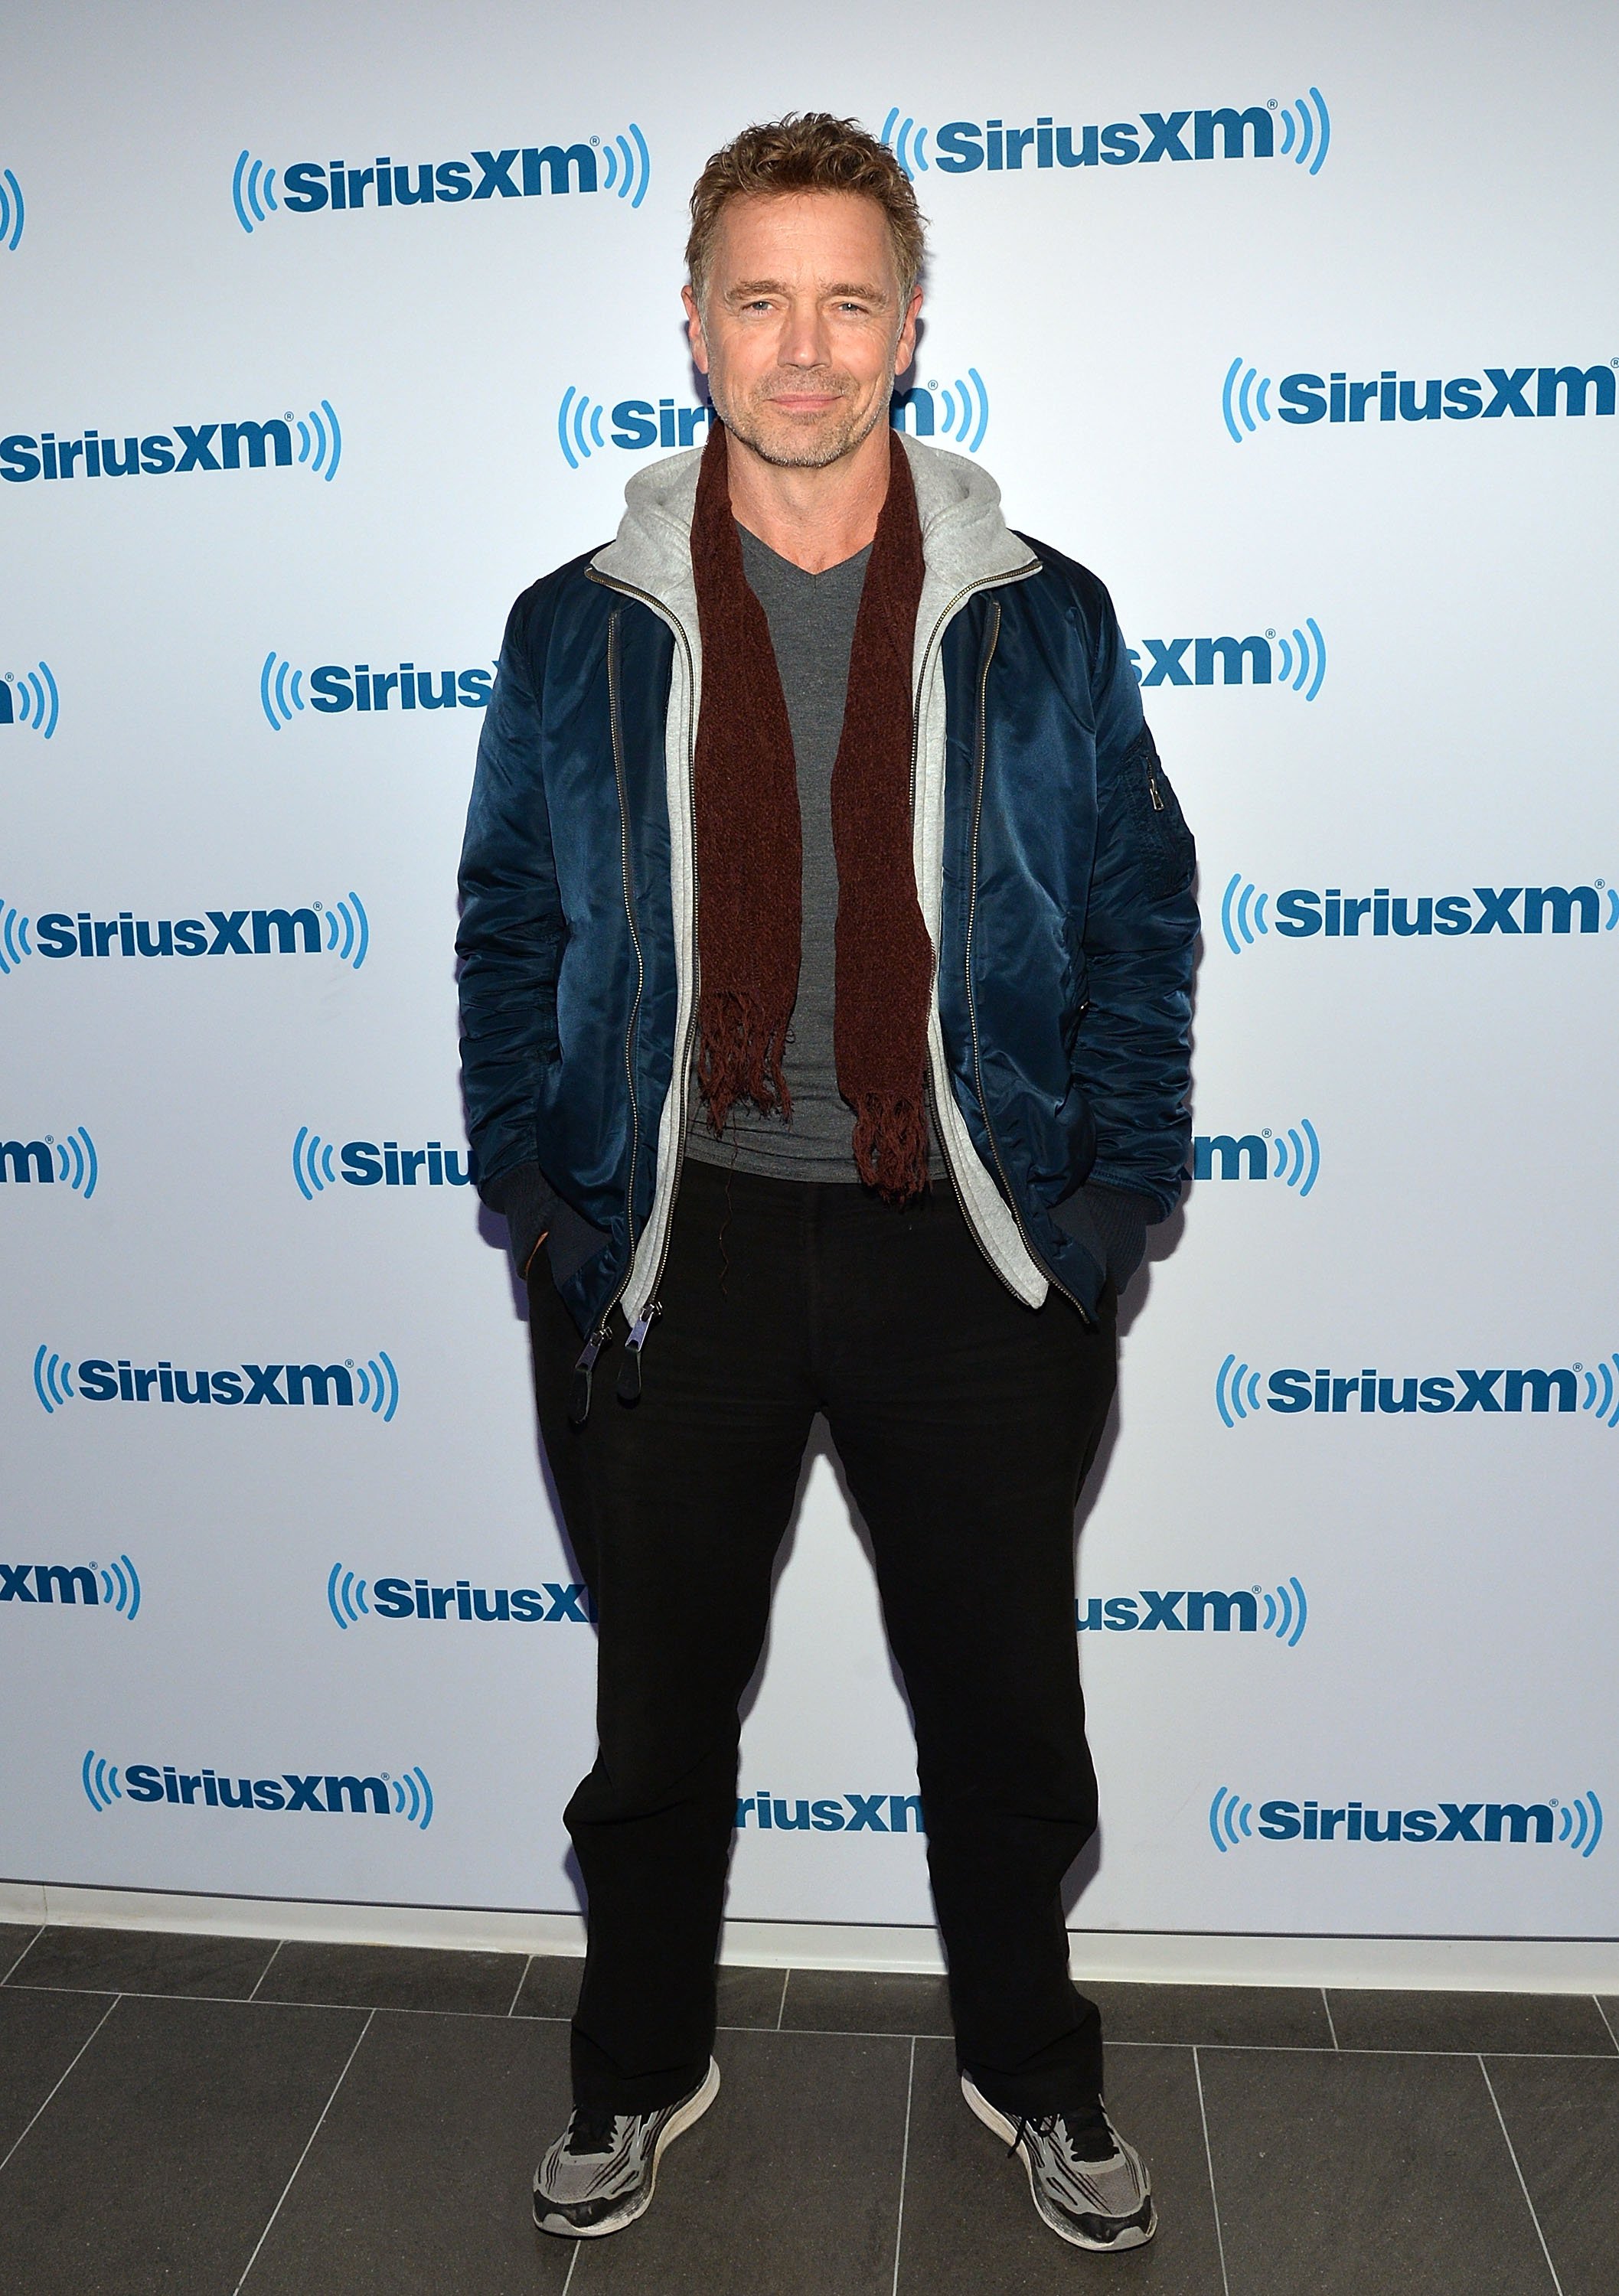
[1121,725,1196,899]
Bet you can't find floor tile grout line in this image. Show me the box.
[776,1968,790,2030]
[1591,1994,1619,2052]
[232,2007,376,2296]
[560,2237,583,2294]
[506,1954,534,2018]
[1320,1987,1340,2050]
[0,1991,121,2179]
[0,1984,120,2177]
[0,1925,44,1985]
[1192,2047,1232,2296]
[1477,2055,1566,2296]
[246,1939,284,2002]
[890,2037,916,2296]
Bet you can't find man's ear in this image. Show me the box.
[894,285,923,383]
[682,282,710,377]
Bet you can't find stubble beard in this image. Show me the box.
[712,373,894,471]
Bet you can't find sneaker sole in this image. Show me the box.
[960,2074,1157,2252]
[534,2057,721,2239]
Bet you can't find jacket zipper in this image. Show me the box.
[961,601,1093,1328]
[574,565,702,1414]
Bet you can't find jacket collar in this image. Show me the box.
[590,430,1036,642]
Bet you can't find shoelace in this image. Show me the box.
[1009,2107,1115,2164]
[565,2107,624,2156]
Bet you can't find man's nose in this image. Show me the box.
[778,300,831,367]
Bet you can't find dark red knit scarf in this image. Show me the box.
[689,422,933,1202]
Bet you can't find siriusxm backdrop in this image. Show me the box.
[5,0,1617,1955]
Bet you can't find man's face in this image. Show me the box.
[684,191,921,471]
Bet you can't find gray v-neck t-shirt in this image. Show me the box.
[686,525,876,1182]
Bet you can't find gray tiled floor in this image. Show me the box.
[0,1924,1606,2294]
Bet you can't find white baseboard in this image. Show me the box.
[3,1879,1616,1994]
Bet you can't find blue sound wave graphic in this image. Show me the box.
[596,123,651,207]
[32,1344,74,1414]
[1271,621,1327,702]
[5,662,60,738]
[1580,1355,1619,1428]
[879,109,930,180]
[556,386,608,470]
[1214,1353,1262,1428]
[1222,357,1273,445]
[326,1562,371,1628]
[82,1749,122,1812]
[0,167,24,253]
[934,370,990,454]
[1208,1786,1253,1852]
[259,652,305,731]
[1259,1577,1309,1646]
[295,401,342,481]
[54,1127,100,1197]
[1558,1793,1604,1857]
[390,1766,434,1828]
[232,150,280,234]
[1607,888,1619,932]
[352,1352,400,1422]
[1268,1120,1321,1196]
[322,892,369,969]
[1277,88,1332,174]
[98,1554,142,1619]
[291,1126,339,1199]
[1219,874,1269,956]
[0,899,30,977]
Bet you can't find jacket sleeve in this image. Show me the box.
[455,589,565,1241]
[1070,585,1198,1220]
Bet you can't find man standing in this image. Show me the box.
[457,115,1195,2253]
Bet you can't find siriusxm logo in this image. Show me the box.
[1192,1124,1320,1194]
[2,403,341,485]
[1215,1353,1619,1427]
[327,1565,594,1628]
[736,1792,923,1834]
[82,1750,434,1827]
[1209,1786,1603,1857]
[556,370,989,470]
[2,1555,140,1616]
[1224,357,1616,443]
[293,1128,476,1198]
[880,91,1329,180]
[2,1128,99,1195]
[232,128,649,232]
[1219,874,1617,955]
[33,1346,400,1420]
[259,654,493,730]
[2,661,60,737]
[0,164,23,250]
[1129,621,1325,701]
[1079,1578,1307,1644]
[0,892,369,976]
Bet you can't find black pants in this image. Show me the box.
[528,1157,1116,2117]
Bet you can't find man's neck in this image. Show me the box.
[722,416,893,573]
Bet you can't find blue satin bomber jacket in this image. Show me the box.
[456,527,1198,1344]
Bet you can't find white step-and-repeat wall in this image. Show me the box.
[5,0,1617,1955]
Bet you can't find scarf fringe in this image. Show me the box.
[696,987,792,1137]
[851,1094,929,1204]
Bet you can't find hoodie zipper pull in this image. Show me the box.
[615,1303,661,1406]
[568,1326,612,1428]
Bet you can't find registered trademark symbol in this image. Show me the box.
[1262,1127,1272,1137]
[1268,99,1278,109]
[44,1133,54,1143]
[591,136,600,146]
[283,410,293,422]
[1251,1583,1262,1593]
[345,1358,354,1367]
[1596,879,1606,889]
[1265,629,1275,639]
[928,379,938,390]
[1575,1362,1584,1371]
[314,900,323,910]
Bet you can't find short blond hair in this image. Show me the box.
[686,113,926,302]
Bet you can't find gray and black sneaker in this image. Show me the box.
[533,2058,720,2237]
[961,2072,1156,2251]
